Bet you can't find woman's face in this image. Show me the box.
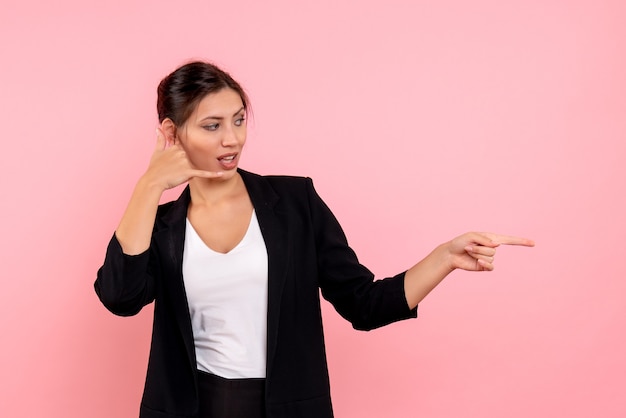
[176,88,247,178]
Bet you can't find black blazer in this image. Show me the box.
[95,169,417,418]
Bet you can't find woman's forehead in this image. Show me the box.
[194,89,244,116]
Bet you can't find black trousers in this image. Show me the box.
[197,370,266,418]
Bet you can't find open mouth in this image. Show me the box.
[219,155,236,163]
[217,153,238,169]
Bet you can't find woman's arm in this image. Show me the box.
[403,232,535,309]
[95,128,223,315]
[115,127,222,255]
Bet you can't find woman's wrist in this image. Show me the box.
[435,241,456,273]
[138,172,167,195]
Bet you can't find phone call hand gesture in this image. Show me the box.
[144,128,223,191]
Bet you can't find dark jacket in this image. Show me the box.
[95,169,417,418]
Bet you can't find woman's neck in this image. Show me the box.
[188,172,245,207]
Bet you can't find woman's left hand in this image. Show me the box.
[447,232,535,272]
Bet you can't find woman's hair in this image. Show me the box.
[156,61,249,125]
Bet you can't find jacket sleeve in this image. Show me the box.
[94,233,157,316]
[306,178,417,331]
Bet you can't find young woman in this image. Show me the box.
[95,61,534,418]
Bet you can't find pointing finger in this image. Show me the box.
[484,233,535,247]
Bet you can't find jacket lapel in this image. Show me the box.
[153,187,197,372]
[239,170,289,379]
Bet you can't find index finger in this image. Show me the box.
[483,233,535,247]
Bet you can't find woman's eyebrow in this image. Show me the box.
[199,107,245,122]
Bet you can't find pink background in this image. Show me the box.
[1,0,625,416]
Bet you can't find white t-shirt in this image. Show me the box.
[182,211,269,378]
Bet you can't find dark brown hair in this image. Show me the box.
[156,61,249,125]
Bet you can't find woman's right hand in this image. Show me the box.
[143,128,223,191]
[114,128,223,255]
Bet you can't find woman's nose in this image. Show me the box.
[221,127,238,146]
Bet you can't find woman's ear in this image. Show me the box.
[160,118,178,145]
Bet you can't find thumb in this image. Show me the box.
[155,128,166,150]
[469,232,500,248]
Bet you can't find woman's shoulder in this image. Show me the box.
[238,169,321,211]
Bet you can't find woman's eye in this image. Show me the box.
[235,117,246,127]
[203,124,219,131]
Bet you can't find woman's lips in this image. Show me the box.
[217,153,238,170]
